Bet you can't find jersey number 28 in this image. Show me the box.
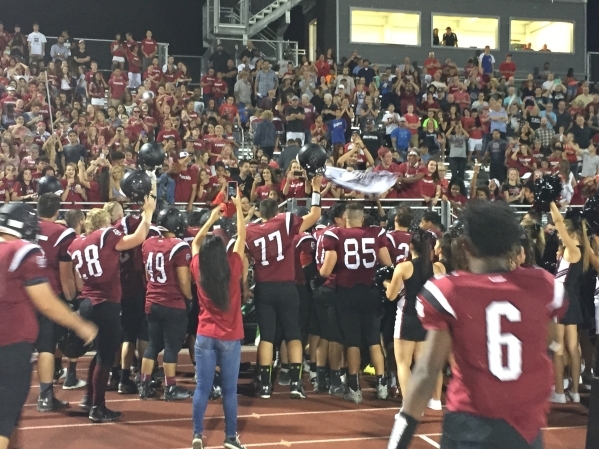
[71,245,103,280]
[486,301,522,381]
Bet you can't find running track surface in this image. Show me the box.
[19,350,588,449]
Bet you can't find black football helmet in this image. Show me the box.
[156,206,187,238]
[188,208,208,228]
[315,215,332,230]
[120,170,152,203]
[138,141,166,170]
[37,175,63,195]
[0,202,40,241]
[297,143,327,178]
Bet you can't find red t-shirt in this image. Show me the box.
[174,166,199,203]
[201,75,216,95]
[418,267,567,444]
[245,213,303,283]
[142,237,191,312]
[219,104,238,123]
[420,173,438,199]
[141,39,158,57]
[192,251,244,341]
[397,162,428,198]
[108,76,127,99]
[111,40,125,57]
[212,80,227,99]
[403,113,420,135]
[281,177,307,199]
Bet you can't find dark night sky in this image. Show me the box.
[1,0,597,55]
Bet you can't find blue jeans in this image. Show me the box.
[192,336,241,438]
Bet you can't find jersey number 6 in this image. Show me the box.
[486,301,522,382]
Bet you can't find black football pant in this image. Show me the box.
[144,303,188,364]
[0,342,33,438]
[441,412,543,449]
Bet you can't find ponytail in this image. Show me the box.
[411,229,433,279]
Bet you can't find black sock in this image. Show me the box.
[376,375,385,385]
[309,362,317,373]
[340,367,348,377]
[40,382,53,398]
[316,367,327,385]
[67,360,77,378]
[289,363,302,383]
[54,357,62,373]
[281,363,290,371]
[120,368,131,383]
[110,366,120,379]
[348,374,359,391]
[331,369,342,386]
[259,365,272,386]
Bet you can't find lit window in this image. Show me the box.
[432,15,499,49]
[350,9,420,46]
[510,20,573,53]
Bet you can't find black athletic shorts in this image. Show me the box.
[441,412,543,449]
[0,342,33,438]
[297,284,313,339]
[254,281,301,344]
[312,285,343,344]
[121,291,148,343]
[187,284,200,336]
[36,293,69,354]
[336,285,382,348]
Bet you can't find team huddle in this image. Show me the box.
[0,141,594,449]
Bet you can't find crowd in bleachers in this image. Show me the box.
[0,20,598,214]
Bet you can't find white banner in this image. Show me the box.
[324,167,398,195]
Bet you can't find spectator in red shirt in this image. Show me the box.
[201,68,216,104]
[281,160,310,199]
[111,33,126,70]
[423,52,441,82]
[212,72,228,106]
[172,154,198,210]
[157,120,182,149]
[141,30,158,72]
[124,32,138,52]
[61,162,87,208]
[315,54,330,79]
[374,147,401,198]
[126,46,142,89]
[499,54,517,80]
[108,68,127,108]
[218,96,239,125]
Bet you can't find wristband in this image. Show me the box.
[387,411,419,449]
[311,192,321,207]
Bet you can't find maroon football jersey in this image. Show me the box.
[68,228,124,305]
[114,215,161,299]
[385,230,412,264]
[142,237,191,313]
[37,220,76,295]
[322,226,387,288]
[183,226,200,244]
[293,233,316,285]
[313,226,336,288]
[418,267,567,444]
[0,239,49,346]
[245,212,303,283]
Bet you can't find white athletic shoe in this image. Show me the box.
[377,384,388,400]
[569,392,580,403]
[550,391,567,403]
[427,399,443,411]
[63,378,87,390]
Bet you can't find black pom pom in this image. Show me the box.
[533,175,562,212]
[374,265,395,301]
